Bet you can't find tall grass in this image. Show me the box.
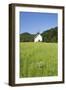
[20,42,58,78]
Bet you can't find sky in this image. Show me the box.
[20,12,58,34]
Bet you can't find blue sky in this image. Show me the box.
[20,12,58,34]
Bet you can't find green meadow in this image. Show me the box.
[20,42,58,78]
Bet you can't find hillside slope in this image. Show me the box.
[41,27,58,42]
[20,27,58,42]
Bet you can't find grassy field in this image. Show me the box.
[20,42,58,78]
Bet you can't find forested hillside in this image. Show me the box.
[20,27,58,42]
